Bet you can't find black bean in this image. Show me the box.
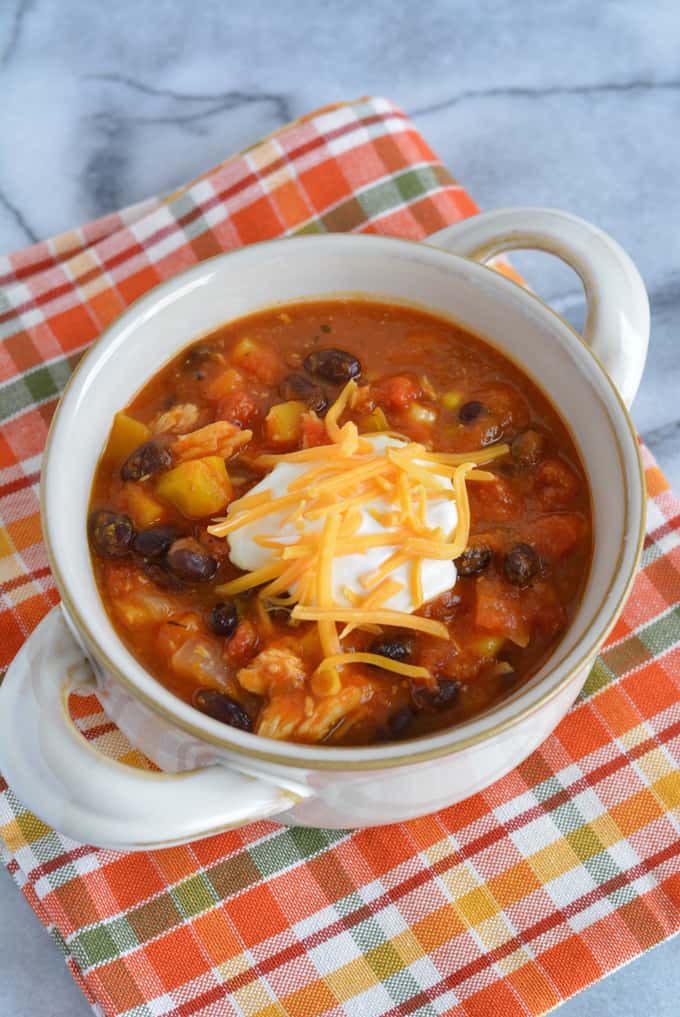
[166,538,218,583]
[480,422,504,447]
[208,601,239,637]
[504,543,539,587]
[388,707,413,739]
[369,635,413,663]
[133,526,179,560]
[193,689,253,731]
[303,348,361,383]
[455,544,492,577]
[279,373,329,415]
[121,441,172,482]
[511,428,546,467]
[458,400,485,423]
[89,510,134,558]
[414,678,461,710]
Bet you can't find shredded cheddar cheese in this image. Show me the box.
[291,605,449,638]
[207,381,511,685]
[339,577,404,639]
[316,653,429,680]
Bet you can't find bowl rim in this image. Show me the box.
[41,233,646,771]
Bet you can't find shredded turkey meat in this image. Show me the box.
[151,402,200,434]
[171,420,252,462]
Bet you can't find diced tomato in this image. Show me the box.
[225,619,260,666]
[474,576,528,645]
[521,582,566,637]
[469,475,519,522]
[217,389,261,427]
[373,373,422,409]
[526,513,587,560]
[300,411,329,448]
[535,458,580,509]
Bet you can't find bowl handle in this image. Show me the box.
[0,607,297,850]
[426,207,650,408]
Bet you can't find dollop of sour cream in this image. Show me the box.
[227,436,457,613]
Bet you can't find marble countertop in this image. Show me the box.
[1,1,678,1014]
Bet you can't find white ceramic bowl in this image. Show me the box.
[0,209,649,849]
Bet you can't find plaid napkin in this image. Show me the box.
[1,97,680,1017]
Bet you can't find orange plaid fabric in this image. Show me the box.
[1,97,680,1017]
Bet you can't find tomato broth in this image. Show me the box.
[89,301,592,745]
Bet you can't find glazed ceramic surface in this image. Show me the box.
[0,209,649,848]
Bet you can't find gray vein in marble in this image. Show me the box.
[86,74,293,131]
[644,416,680,448]
[82,119,132,221]
[412,76,680,118]
[0,0,33,68]
[0,187,37,243]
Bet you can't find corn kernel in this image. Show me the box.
[441,391,463,411]
[469,634,505,657]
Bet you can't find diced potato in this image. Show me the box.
[265,400,307,444]
[205,368,244,402]
[106,412,151,465]
[156,456,232,518]
[122,483,165,528]
[441,391,463,411]
[359,406,389,432]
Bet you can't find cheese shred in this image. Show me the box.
[206,380,511,684]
